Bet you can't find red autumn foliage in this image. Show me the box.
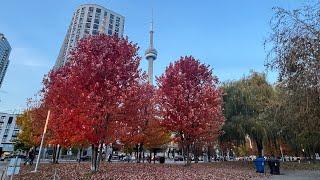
[26,101,49,146]
[115,83,170,159]
[156,56,224,163]
[116,83,156,145]
[43,35,142,171]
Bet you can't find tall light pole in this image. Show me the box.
[32,110,50,172]
[145,13,157,85]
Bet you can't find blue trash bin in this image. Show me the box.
[253,157,265,173]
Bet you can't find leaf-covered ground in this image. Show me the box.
[15,161,268,180]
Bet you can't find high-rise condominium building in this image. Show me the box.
[0,33,11,88]
[0,113,20,152]
[55,4,125,68]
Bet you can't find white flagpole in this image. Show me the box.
[33,110,50,172]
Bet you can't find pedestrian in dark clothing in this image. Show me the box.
[29,149,35,165]
[108,154,112,162]
[24,148,35,165]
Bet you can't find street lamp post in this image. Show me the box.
[32,110,50,172]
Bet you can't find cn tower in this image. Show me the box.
[145,18,157,85]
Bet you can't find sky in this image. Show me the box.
[0,0,310,113]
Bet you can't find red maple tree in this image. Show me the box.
[43,34,142,171]
[115,82,158,162]
[156,56,224,165]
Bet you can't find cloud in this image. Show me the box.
[9,47,52,68]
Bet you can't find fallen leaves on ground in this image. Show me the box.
[15,161,268,180]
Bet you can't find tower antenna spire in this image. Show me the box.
[150,8,154,49]
[151,8,154,31]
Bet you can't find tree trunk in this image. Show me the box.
[78,148,83,163]
[53,145,61,164]
[208,146,211,162]
[194,145,199,163]
[52,145,57,163]
[136,144,140,163]
[97,143,103,169]
[142,151,145,163]
[186,144,191,166]
[138,146,141,163]
[256,139,263,157]
[172,149,175,159]
[139,143,144,163]
[56,145,61,164]
[91,144,99,172]
[149,152,152,163]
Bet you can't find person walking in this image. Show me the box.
[24,147,34,165]
[107,154,112,163]
[29,148,35,165]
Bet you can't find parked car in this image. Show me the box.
[123,155,132,162]
[151,156,160,161]
[110,155,120,162]
[174,155,184,161]
[80,155,90,161]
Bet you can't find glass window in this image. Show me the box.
[94,19,100,24]
[85,23,91,28]
[8,117,13,124]
[4,129,9,135]
[93,24,99,29]
[96,8,101,13]
[108,29,112,35]
[2,136,6,142]
[108,24,113,29]
[12,130,19,136]
[84,29,90,34]
[6,123,11,129]
[104,12,107,17]
[92,30,98,35]
[89,7,94,12]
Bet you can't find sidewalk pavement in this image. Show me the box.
[269,170,320,180]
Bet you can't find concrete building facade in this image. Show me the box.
[0,113,19,152]
[0,33,11,88]
[55,4,125,68]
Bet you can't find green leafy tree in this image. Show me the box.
[220,72,275,156]
[266,2,320,156]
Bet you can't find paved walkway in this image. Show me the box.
[0,160,8,179]
[270,170,320,180]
